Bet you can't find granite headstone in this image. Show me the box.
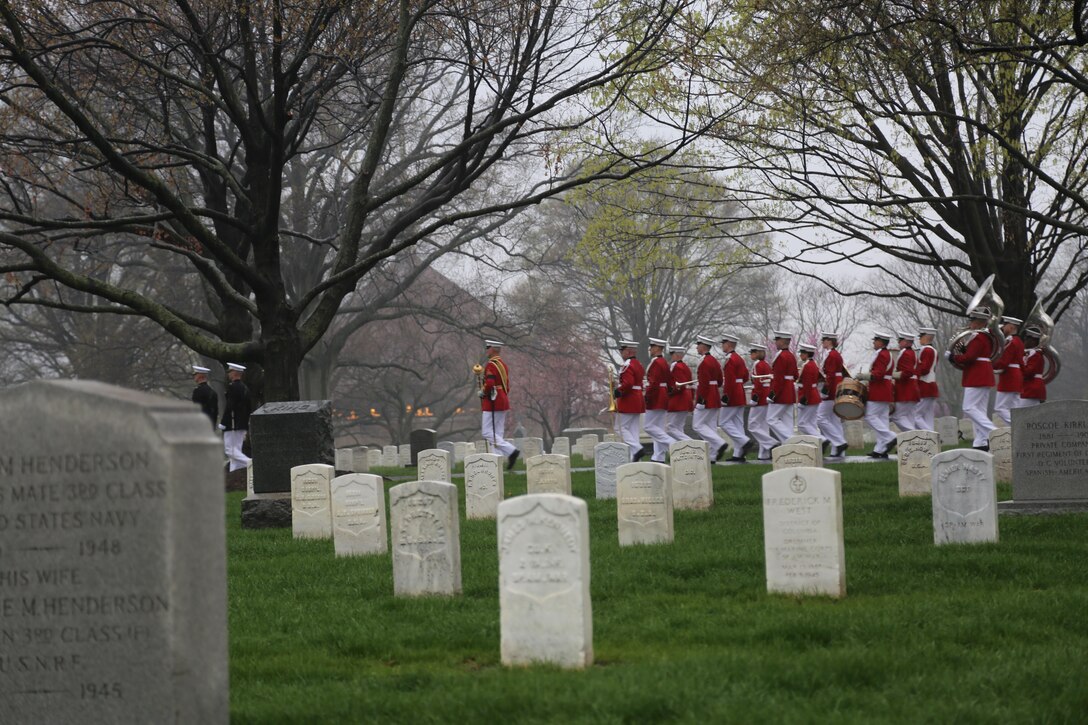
[616,462,674,546]
[331,473,388,556]
[249,400,334,493]
[931,449,998,544]
[389,480,462,596]
[897,430,939,497]
[668,439,713,510]
[409,428,437,466]
[1002,401,1088,514]
[464,452,504,519]
[525,454,572,495]
[291,463,334,539]
[594,442,629,499]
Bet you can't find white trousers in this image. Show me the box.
[667,411,691,441]
[917,397,938,432]
[747,405,777,458]
[864,402,896,454]
[644,409,676,462]
[615,413,642,458]
[993,391,1021,426]
[962,387,995,447]
[1019,398,1042,409]
[767,403,795,444]
[817,400,846,448]
[482,410,517,456]
[796,405,821,437]
[224,430,251,472]
[692,407,725,455]
[717,406,750,453]
[890,401,920,433]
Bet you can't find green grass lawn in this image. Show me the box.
[227,461,1088,723]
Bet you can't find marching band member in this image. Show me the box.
[946,308,996,450]
[480,340,521,469]
[667,345,694,441]
[1020,324,1047,407]
[817,332,848,458]
[644,337,677,463]
[992,316,1025,425]
[614,339,647,461]
[859,331,896,458]
[693,335,727,461]
[747,343,776,461]
[719,333,753,462]
[768,331,797,444]
[796,343,822,438]
[890,331,921,432]
[916,327,940,431]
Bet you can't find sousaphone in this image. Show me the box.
[948,274,1006,369]
[1022,300,1062,383]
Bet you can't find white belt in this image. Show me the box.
[834,373,843,377]
[1006,364,1020,368]
[735,378,743,382]
[709,381,719,385]
[632,386,642,390]
[784,376,795,380]
[975,358,991,362]
[658,383,668,387]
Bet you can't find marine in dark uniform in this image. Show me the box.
[191,365,218,428]
[220,363,253,471]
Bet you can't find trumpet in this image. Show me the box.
[601,366,617,415]
[949,274,1006,369]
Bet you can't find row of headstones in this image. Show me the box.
[843,416,977,449]
[898,427,1012,494]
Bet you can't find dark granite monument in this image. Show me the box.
[248,400,334,494]
[409,428,437,466]
[999,400,1088,515]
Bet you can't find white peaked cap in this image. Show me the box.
[648,336,668,347]
[748,342,767,351]
[720,333,740,343]
[798,343,816,353]
[897,330,915,341]
[484,339,504,348]
[227,363,246,372]
[1002,316,1023,326]
[668,345,687,353]
[872,331,891,342]
[696,335,716,346]
[918,326,937,335]
[819,331,839,340]
[192,365,211,374]
[772,330,793,340]
[617,338,638,348]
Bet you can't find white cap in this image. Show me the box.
[819,331,839,340]
[896,331,915,341]
[798,343,816,353]
[484,339,504,348]
[668,345,686,354]
[696,335,716,346]
[720,333,740,343]
[192,365,211,374]
[772,330,792,340]
[918,326,938,335]
[967,307,992,320]
[872,331,891,342]
[748,342,767,352]
[1023,324,1043,336]
[1002,316,1023,326]
[648,336,668,347]
[617,339,638,349]
[227,363,246,372]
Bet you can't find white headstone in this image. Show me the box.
[453,441,470,463]
[399,444,411,466]
[668,439,713,510]
[603,433,619,443]
[367,448,383,468]
[525,454,572,495]
[762,467,846,598]
[335,447,353,472]
[389,480,462,596]
[352,446,369,473]
[291,463,334,539]
[498,494,593,669]
[616,462,674,546]
[437,441,456,456]
[577,435,599,460]
[474,439,489,454]
[989,427,1012,484]
[521,437,544,460]
[936,416,959,448]
[771,443,822,470]
[931,449,998,545]
[417,448,452,482]
[551,436,571,456]
[896,430,940,497]
[594,442,630,499]
[464,453,505,519]
[381,445,398,467]
[958,417,974,440]
[843,419,865,450]
[331,473,388,556]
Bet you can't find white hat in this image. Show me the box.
[668,345,686,353]
[192,365,211,374]
[1002,316,1023,326]
[872,331,891,342]
[772,330,792,340]
[720,333,740,343]
[798,343,816,353]
[648,336,668,347]
[918,326,938,335]
[1023,324,1043,337]
[748,342,767,352]
[617,338,638,349]
[696,335,716,346]
[896,331,915,341]
[227,363,246,372]
[967,307,992,320]
[819,331,839,340]
[484,339,504,348]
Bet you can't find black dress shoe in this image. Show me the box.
[633,448,646,462]
[833,443,848,458]
[507,450,520,470]
[714,444,728,461]
[868,451,889,459]
[741,440,755,457]
[728,456,747,464]
[973,445,990,452]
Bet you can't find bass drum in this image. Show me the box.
[833,378,866,420]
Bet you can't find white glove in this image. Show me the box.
[695,403,706,410]
[892,371,902,380]
[856,372,871,382]
[217,424,226,431]
[943,350,952,360]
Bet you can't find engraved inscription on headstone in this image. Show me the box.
[249,400,334,493]
[464,453,504,519]
[0,380,227,723]
[525,454,572,496]
[616,463,674,546]
[416,449,452,483]
[498,495,592,669]
[1011,401,1088,504]
[896,430,939,497]
[931,449,998,545]
[594,442,629,499]
[989,427,1012,485]
[762,467,846,598]
[771,443,822,471]
[785,435,822,449]
[331,474,388,556]
[669,440,713,510]
[388,480,462,596]
[936,416,959,448]
[291,464,334,539]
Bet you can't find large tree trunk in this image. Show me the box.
[261,320,303,403]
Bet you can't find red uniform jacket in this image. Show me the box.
[1021,348,1046,400]
[751,359,772,405]
[481,356,510,412]
[770,349,797,404]
[994,335,1025,393]
[644,355,673,410]
[798,359,821,405]
[696,353,723,409]
[616,357,646,414]
[867,348,894,402]
[822,349,846,398]
[917,345,939,398]
[894,347,920,403]
[723,351,749,408]
[669,360,694,412]
[951,332,995,388]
